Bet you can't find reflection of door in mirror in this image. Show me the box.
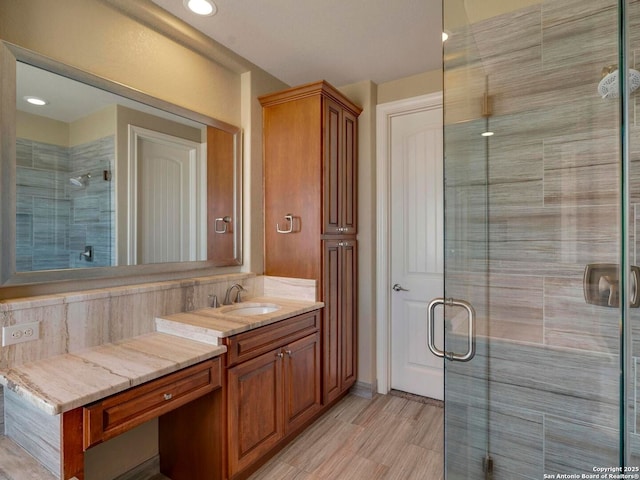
[129,126,206,264]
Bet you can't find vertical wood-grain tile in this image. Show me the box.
[3,389,59,477]
[0,387,4,435]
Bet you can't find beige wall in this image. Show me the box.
[377,69,443,105]
[69,105,118,146]
[0,0,241,126]
[16,110,70,146]
[18,105,118,147]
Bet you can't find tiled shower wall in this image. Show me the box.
[16,136,115,271]
[444,0,636,478]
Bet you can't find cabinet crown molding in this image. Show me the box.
[258,80,363,116]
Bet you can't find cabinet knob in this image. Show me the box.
[284,349,293,357]
[163,393,173,401]
[276,352,284,358]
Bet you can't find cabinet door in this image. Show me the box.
[340,240,357,391]
[322,239,358,403]
[322,240,341,404]
[283,332,322,434]
[323,100,358,235]
[324,99,342,235]
[341,109,357,235]
[264,97,322,280]
[227,349,284,475]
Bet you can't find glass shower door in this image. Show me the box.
[442,0,625,478]
[626,0,640,470]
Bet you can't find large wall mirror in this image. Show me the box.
[0,41,242,290]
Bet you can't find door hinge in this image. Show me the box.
[483,455,494,480]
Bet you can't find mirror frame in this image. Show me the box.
[0,41,243,292]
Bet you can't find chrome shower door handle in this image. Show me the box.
[427,297,476,362]
[427,298,446,359]
[632,266,640,308]
[214,216,231,233]
[276,214,294,234]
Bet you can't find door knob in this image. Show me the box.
[392,283,409,292]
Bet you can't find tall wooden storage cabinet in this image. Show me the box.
[259,81,362,404]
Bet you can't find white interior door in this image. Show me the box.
[390,102,444,400]
[128,126,204,264]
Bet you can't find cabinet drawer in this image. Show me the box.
[83,357,221,449]
[225,310,320,366]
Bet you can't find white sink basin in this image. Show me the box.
[221,303,280,316]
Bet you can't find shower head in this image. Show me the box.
[598,65,640,99]
[69,173,91,187]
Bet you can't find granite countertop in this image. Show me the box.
[0,332,227,415]
[155,296,324,344]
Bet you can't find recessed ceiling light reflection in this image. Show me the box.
[184,0,217,16]
[442,32,449,42]
[481,131,494,137]
[24,96,48,106]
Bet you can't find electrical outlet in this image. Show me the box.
[2,321,40,346]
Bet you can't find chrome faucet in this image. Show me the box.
[223,284,245,305]
[208,294,219,308]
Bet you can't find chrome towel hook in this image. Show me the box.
[276,214,294,234]
[214,216,231,234]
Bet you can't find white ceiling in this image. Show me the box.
[150,0,443,87]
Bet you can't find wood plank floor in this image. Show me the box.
[0,391,442,480]
[247,393,444,480]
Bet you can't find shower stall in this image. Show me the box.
[442,0,640,477]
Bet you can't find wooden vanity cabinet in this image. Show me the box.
[224,310,322,479]
[61,358,224,480]
[260,80,361,407]
[84,359,221,448]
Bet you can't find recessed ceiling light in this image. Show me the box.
[184,0,217,16]
[442,32,449,42]
[24,96,48,106]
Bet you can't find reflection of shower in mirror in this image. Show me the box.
[69,173,91,188]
